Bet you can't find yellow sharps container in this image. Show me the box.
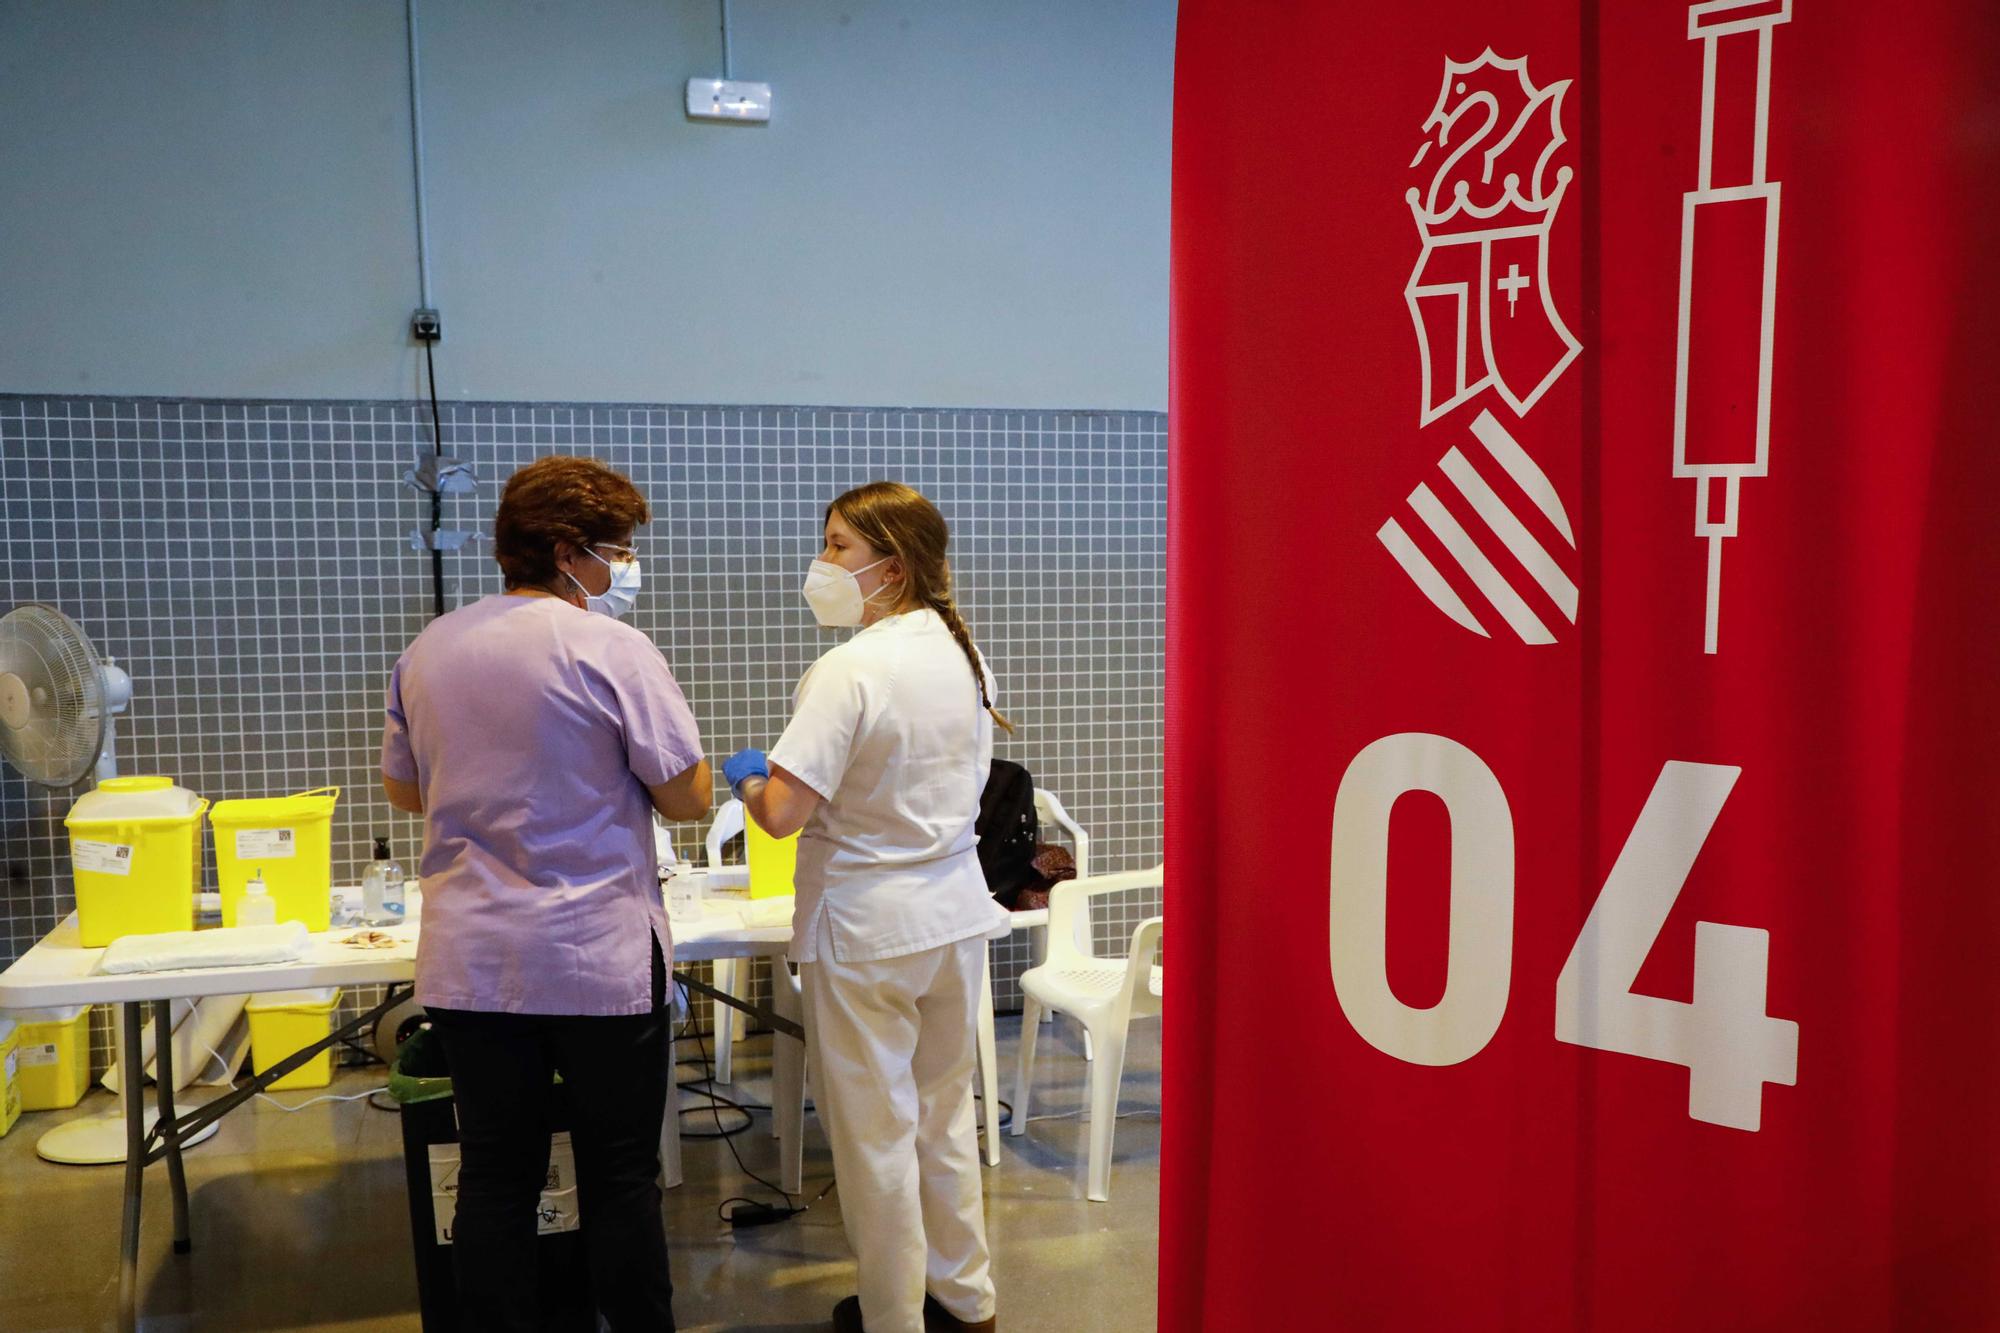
[63,776,206,947]
[10,1006,92,1111]
[0,1020,20,1139]
[210,787,339,929]
[744,816,798,899]
[245,988,342,1090]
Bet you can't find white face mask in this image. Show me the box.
[568,547,642,619]
[802,556,897,628]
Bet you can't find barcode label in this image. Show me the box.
[236,828,297,860]
[73,840,135,876]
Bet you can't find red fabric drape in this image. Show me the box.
[1164,3,2000,1328]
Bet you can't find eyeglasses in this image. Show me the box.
[591,542,640,565]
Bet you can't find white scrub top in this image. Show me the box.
[770,608,1010,964]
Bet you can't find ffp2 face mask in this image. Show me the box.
[802,556,895,627]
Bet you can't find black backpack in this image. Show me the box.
[976,759,1040,906]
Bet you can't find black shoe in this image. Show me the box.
[924,1293,997,1331]
[832,1295,866,1333]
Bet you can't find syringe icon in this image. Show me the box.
[1672,0,1792,654]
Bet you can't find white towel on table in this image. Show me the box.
[99,923,311,975]
[738,896,796,930]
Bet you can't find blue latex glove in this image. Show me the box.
[722,748,770,799]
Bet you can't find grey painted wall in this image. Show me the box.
[0,0,1173,410]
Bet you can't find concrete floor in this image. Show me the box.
[0,1015,1161,1332]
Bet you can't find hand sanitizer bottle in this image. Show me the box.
[237,872,277,928]
[364,835,406,926]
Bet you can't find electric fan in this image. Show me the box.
[0,604,220,1163]
[0,603,124,786]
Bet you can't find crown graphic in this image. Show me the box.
[1406,50,1572,242]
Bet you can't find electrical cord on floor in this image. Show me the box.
[1019,1107,1160,1125]
[249,1085,392,1112]
[683,1017,811,1228]
[971,1087,1015,1133]
[673,1058,760,1139]
[669,996,770,1141]
[187,1024,389,1113]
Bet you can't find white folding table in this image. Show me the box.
[0,893,797,1333]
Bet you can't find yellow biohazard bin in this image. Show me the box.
[9,1005,93,1111]
[211,787,340,930]
[0,1020,22,1139]
[745,816,798,900]
[246,989,342,1091]
[63,776,207,947]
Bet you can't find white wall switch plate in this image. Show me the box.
[685,79,772,123]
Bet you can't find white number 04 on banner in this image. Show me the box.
[1328,733,1799,1131]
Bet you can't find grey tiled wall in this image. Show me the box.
[0,396,1164,1071]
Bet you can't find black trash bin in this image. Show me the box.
[390,1025,597,1332]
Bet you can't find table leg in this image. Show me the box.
[117,1001,146,1333]
[772,968,805,1196]
[151,999,193,1255]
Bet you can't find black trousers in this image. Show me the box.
[427,935,675,1333]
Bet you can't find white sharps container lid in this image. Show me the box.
[65,775,203,824]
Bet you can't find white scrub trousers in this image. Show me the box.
[801,919,997,1333]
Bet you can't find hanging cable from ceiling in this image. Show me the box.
[402,0,469,619]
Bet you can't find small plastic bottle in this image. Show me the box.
[363,835,406,926]
[237,872,277,928]
[667,869,700,921]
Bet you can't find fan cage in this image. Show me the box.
[0,603,107,788]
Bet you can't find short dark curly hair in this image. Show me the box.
[493,456,651,589]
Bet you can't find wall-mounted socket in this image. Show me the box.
[412,307,442,342]
[686,79,772,123]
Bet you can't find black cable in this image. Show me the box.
[669,1005,769,1140]
[971,1088,1014,1133]
[423,337,446,619]
[681,1010,806,1224]
[676,1075,752,1138]
[675,1072,769,1138]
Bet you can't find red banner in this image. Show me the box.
[1165,2,2000,1328]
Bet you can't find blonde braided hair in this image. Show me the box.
[827,481,1016,734]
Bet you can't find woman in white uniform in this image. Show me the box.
[722,481,1009,1333]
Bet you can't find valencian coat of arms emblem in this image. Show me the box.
[1405,50,1579,428]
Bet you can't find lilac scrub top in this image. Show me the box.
[380,594,704,1016]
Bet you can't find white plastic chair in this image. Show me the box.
[704,800,752,1084]
[1010,865,1164,1202]
[1034,789,1091,879]
[1006,790,1095,1055]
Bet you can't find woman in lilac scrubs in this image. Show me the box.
[381,456,710,1332]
